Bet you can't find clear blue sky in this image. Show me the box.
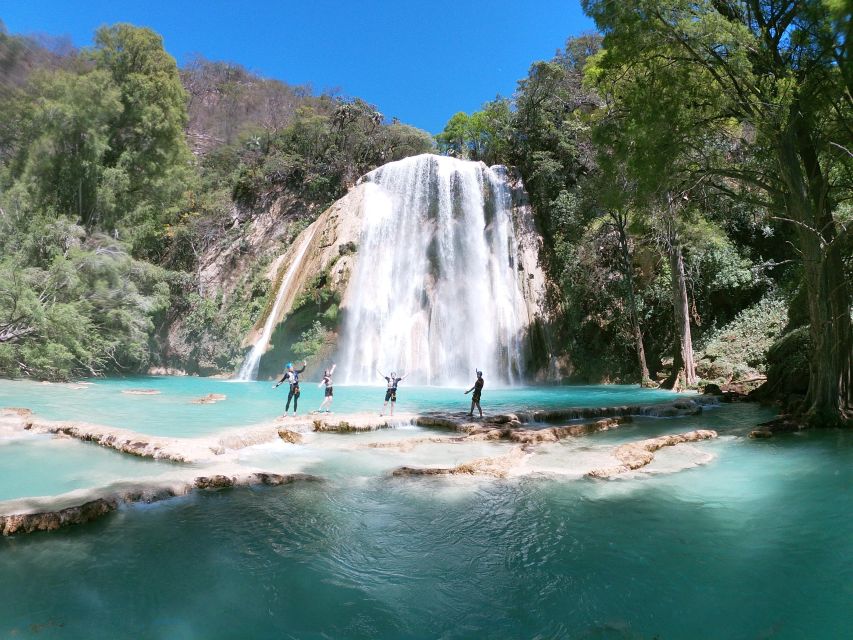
[2,1,595,133]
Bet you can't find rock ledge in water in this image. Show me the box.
[587,429,718,479]
[0,472,321,536]
[311,413,416,432]
[391,446,528,479]
[415,397,713,434]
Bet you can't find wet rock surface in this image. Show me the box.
[587,430,718,479]
[277,428,303,444]
[0,472,321,536]
[414,397,714,433]
[392,446,528,479]
[310,413,416,432]
[190,393,227,404]
[749,415,806,438]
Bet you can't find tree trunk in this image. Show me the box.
[777,131,853,426]
[661,207,696,390]
[613,211,650,383]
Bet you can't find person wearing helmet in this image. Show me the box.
[464,370,484,417]
[377,368,408,416]
[317,363,337,413]
[273,360,307,415]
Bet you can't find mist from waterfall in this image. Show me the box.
[338,154,527,386]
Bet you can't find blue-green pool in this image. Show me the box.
[1,418,850,639]
[0,435,181,502]
[0,377,680,437]
[1,379,849,639]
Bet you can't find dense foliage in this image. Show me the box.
[0,22,432,379]
[435,2,851,424]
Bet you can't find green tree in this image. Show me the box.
[92,24,193,253]
[583,0,852,424]
[4,69,121,224]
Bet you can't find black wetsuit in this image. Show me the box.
[278,365,306,412]
[472,377,484,403]
[384,376,403,402]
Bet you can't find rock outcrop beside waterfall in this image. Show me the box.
[240,184,368,378]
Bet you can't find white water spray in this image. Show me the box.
[338,154,527,386]
[235,226,318,381]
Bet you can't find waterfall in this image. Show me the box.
[338,154,527,386]
[235,225,318,381]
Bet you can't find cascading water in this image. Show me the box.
[235,226,318,381]
[338,154,527,386]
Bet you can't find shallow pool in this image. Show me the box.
[0,377,680,437]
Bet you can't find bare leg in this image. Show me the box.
[475,400,482,417]
[468,400,475,416]
[390,400,395,416]
[381,401,388,416]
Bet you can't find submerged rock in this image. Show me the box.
[190,393,227,404]
[121,389,161,396]
[587,429,718,479]
[391,446,528,479]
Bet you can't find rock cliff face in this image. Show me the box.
[244,185,367,379]
[240,154,556,382]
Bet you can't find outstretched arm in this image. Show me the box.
[464,385,474,394]
[329,364,336,375]
[399,372,410,381]
[296,360,307,373]
[376,368,386,379]
[274,372,287,388]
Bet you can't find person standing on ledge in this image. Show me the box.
[378,369,408,416]
[317,363,336,413]
[464,370,484,417]
[273,360,307,416]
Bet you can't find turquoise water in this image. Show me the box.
[2,379,850,638]
[1,414,850,639]
[0,377,680,437]
[0,435,182,502]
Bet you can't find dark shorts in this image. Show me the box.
[385,389,397,402]
[289,384,300,397]
[472,391,481,403]
[325,386,333,397]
